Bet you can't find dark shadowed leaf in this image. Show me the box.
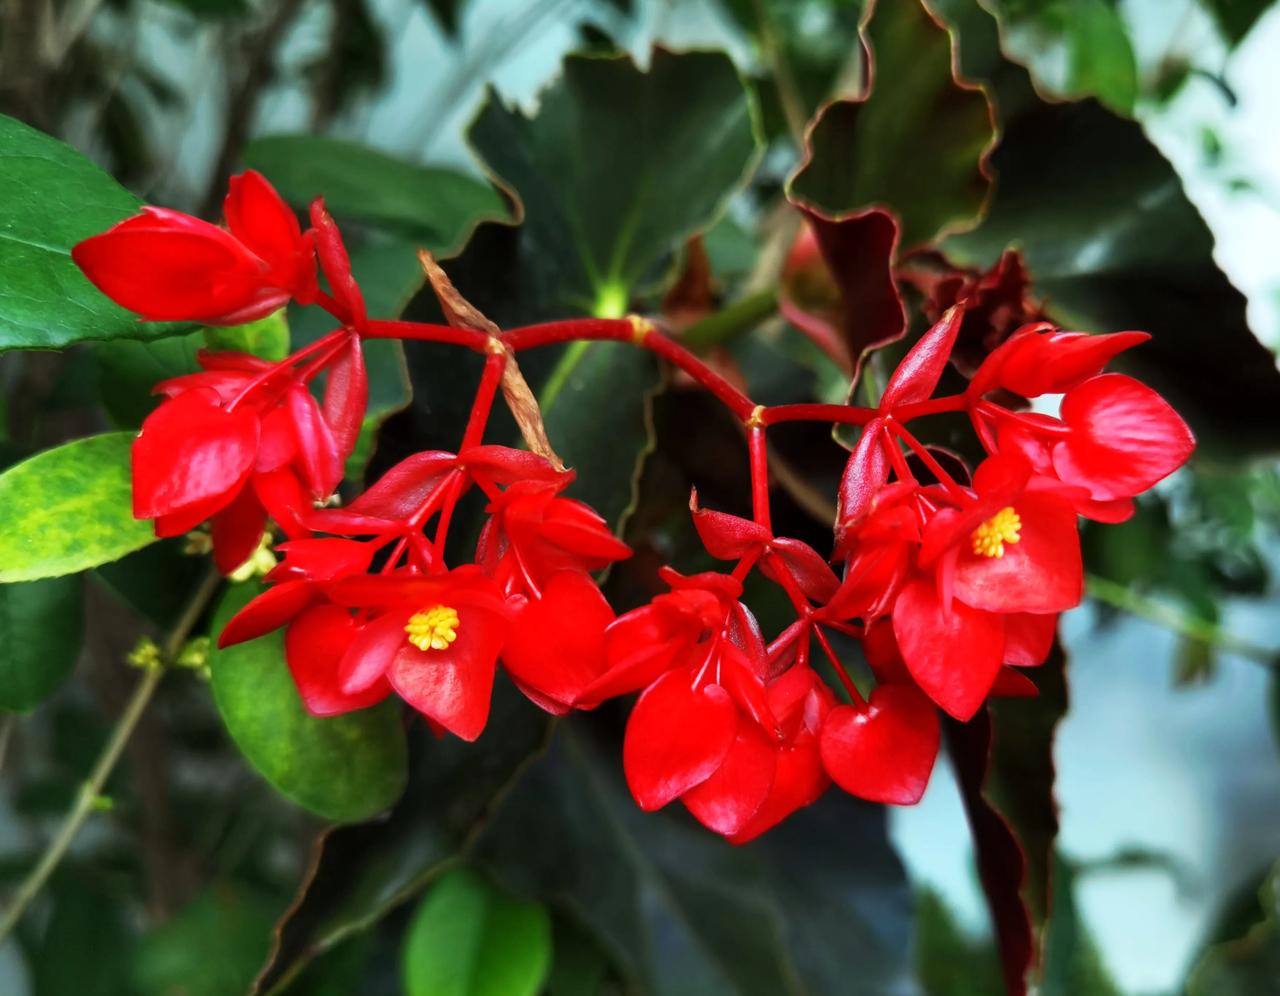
[1186,859,1280,994]
[467,48,761,318]
[207,582,408,823]
[0,114,190,350]
[787,0,996,251]
[1202,0,1278,45]
[0,574,83,711]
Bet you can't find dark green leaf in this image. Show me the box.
[0,432,156,582]
[207,582,408,823]
[96,332,202,427]
[133,887,279,996]
[913,887,1003,994]
[244,136,509,257]
[0,113,190,351]
[1187,859,1280,994]
[0,575,82,711]
[467,48,761,317]
[545,916,611,996]
[31,873,136,996]
[1202,0,1277,45]
[538,342,663,531]
[94,538,209,627]
[936,0,1280,455]
[401,867,552,996]
[1040,857,1122,996]
[787,0,996,250]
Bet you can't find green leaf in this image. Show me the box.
[545,917,611,996]
[1202,0,1277,45]
[0,432,156,582]
[787,0,996,250]
[402,867,552,996]
[1040,856,1122,996]
[539,342,663,531]
[0,113,190,351]
[207,582,408,823]
[244,136,509,257]
[0,575,83,711]
[31,872,137,996]
[250,686,550,993]
[205,309,291,361]
[133,887,278,996]
[467,48,762,317]
[1187,859,1280,993]
[936,0,1280,456]
[474,722,913,996]
[96,332,202,427]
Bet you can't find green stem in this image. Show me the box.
[1086,574,1275,664]
[681,288,778,350]
[0,569,222,942]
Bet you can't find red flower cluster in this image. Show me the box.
[73,170,1195,843]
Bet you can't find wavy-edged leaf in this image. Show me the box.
[787,0,996,251]
[244,136,509,257]
[0,114,190,351]
[467,48,762,318]
[0,432,155,582]
[207,582,408,823]
[402,867,552,996]
[0,575,83,711]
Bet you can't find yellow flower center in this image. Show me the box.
[970,506,1022,559]
[405,605,460,652]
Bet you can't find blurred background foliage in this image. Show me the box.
[2,0,1280,993]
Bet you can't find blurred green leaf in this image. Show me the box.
[96,332,202,427]
[545,916,611,996]
[1202,0,1277,45]
[251,685,550,993]
[787,0,996,250]
[539,342,663,531]
[474,721,913,996]
[95,538,208,627]
[205,310,291,361]
[244,136,508,257]
[134,887,279,996]
[31,873,136,996]
[0,575,82,712]
[402,867,552,996]
[937,0,1280,455]
[1040,856,1121,996]
[913,887,1003,995]
[1184,859,1280,994]
[0,432,156,582]
[468,48,761,317]
[207,583,408,823]
[0,113,190,351]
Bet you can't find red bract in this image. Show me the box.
[73,170,316,323]
[820,683,939,805]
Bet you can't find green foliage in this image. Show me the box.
[1187,860,1280,994]
[788,0,996,249]
[402,867,552,996]
[467,49,762,317]
[0,114,187,351]
[244,136,509,256]
[0,575,83,712]
[207,583,409,823]
[0,432,156,582]
[205,310,291,361]
[1202,0,1278,45]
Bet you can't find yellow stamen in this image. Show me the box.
[405,605,460,652]
[970,506,1021,558]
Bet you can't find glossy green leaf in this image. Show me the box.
[251,686,550,993]
[134,887,278,996]
[468,48,761,317]
[936,0,1280,455]
[244,136,509,257]
[0,114,189,351]
[402,867,552,996]
[474,722,913,996]
[0,432,155,582]
[539,341,663,532]
[787,0,996,250]
[0,575,83,711]
[207,583,408,823]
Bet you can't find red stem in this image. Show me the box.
[812,624,865,707]
[748,425,771,532]
[462,352,506,450]
[225,328,347,412]
[888,420,970,503]
[363,318,492,352]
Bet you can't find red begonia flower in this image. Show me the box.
[969,324,1149,400]
[820,683,940,805]
[285,603,392,716]
[73,171,315,323]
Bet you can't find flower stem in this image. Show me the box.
[0,569,221,942]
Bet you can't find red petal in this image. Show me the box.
[623,672,737,810]
[893,578,1004,721]
[346,453,458,519]
[1004,613,1057,668]
[133,390,259,519]
[338,612,408,693]
[729,741,828,844]
[309,198,366,327]
[252,467,311,538]
[820,684,940,805]
[218,580,313,647]
[837,417,889,530]
[287,386,342,499]
[388,606,505,741]
[990,667,1039,698]
[269,538,374,582]
[998,330,1149,398]
[285,605,391,716]
[880,305,964,410]
[152,490,233,537]
[459,446,569,486]
[210,484,267,575]
[1054,373,1195,500]
[762,538,839,602]
[223,170,303,273]
[951,493,1082,615]
[321,336,368,461]
[683,721,776,836]
[690,490,771,559]
[255,406,299,472]
[501,571,613,709]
